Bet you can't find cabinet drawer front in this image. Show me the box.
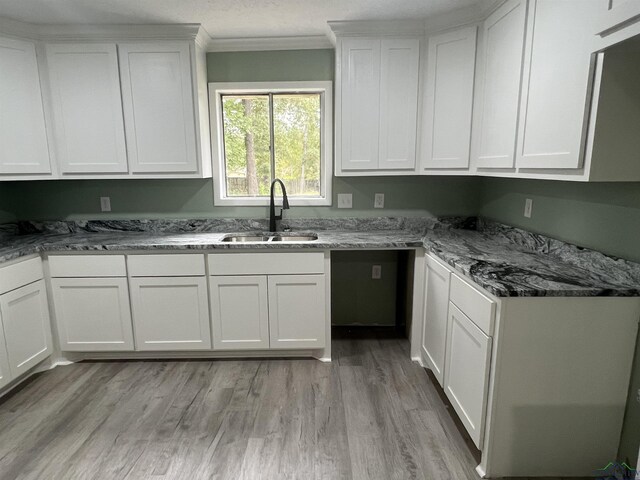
[0,257,43,295]
[208,252,324,276]
[128,254,205,277]
[450,274,495,335]
[49,255,126,278]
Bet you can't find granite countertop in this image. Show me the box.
[1,217,639,298]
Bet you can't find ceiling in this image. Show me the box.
[0,0,483,39]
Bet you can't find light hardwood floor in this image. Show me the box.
[0,330,578,479]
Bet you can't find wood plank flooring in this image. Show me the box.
[0,330,577,479]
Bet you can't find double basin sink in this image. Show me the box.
[222,232,318,243]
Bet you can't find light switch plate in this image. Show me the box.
[374,193,384,209]
[524,198,533,218]
[100,196,111,212]
[337,193,353,209]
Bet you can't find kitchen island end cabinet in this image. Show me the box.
[416,252,640,477]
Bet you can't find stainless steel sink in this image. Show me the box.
[271,234,318,242]
[221,233,271,242]
[221,232,318,243]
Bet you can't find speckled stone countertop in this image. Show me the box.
[1,217,638,298]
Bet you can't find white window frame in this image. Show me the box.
[209,81,333,206]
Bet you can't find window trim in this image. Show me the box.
[209,81,333,206]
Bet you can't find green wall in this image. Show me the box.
[480,178,640,262]
[207,50,334,82]
[0,187,15,223]
[479,177,640,465]
[0,176,481,221]
[331,251,399,326]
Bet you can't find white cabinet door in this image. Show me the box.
[340,37,381,171]
[421,255,451,386]
[444,302,492,449]
[130,276,211,351]
[268,275,326,349]
[119,43,198,174]
[45,43,128,173]
[475,0,527,169]
[516,0,608,169]
[421,27,477,170]
[209,276,269,350]
[0,315,12,389]
[379,38,420,170]
[0,36,51,175]
[0,280,52,378]
[51,277,134,351]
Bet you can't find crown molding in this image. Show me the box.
[0,16,39,40]
[423,0,504,35]
[207,35,332,52]
[327,19,426,38]
[0,16,211,44]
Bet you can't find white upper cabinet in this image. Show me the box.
[45,43,128,174]
[118,43,199,174]
[339,37,381,171]
[335,29,420,175]
[474,0,527,169]
[379,38,420,170]
[421,26,477,171]
[0,36,51,175]
[596,0,640,44]
[516,0,608,170]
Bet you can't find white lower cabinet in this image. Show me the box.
[209,276,270,350]
[130,276,211,351]
[0,322,10,389]
[268,275,326,349]
[51,277,134,351]
[0,280,52,378]
[444,302,492,449]
[421,254,494,449]
[208,252,327,351]
[421,255,451,386]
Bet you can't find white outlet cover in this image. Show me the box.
[524,198,533,218]
[100,196,111,212]
[372,265,382,279]
[374,193,384,209]
[337,193,353,209]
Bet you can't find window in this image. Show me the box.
[209,81,333,206]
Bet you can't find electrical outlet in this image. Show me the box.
[374,193,384,209]
[524,198,533,218]
[100,196,111,212]
[372,265,382,279]
[636,388,640,404]
[337,193,353,209]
